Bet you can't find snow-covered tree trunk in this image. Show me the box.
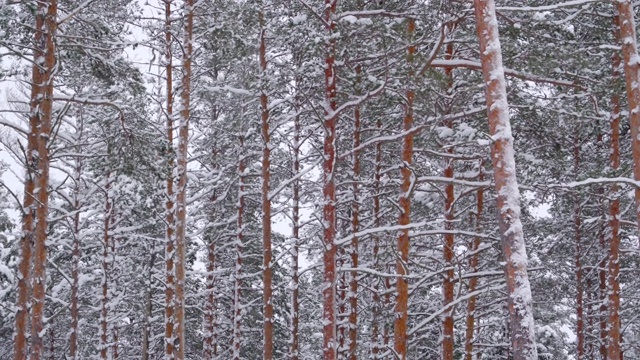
[163,1,176,358]
[370,117,383,359]
[232,136,246,360]
[322,0,338,359]
[464,168,484,360]
[26,2,57,359]
[441,33,456,360]
[394,18,415,360]
[616,0,640,244]
[290,73,302,360]
[348,64,361,360]
[69,116,84,360]
[174,0,193,358]
[100,173,112,360]
[573,133,584,360]
[472,1,537,359]
[258,6,274,359]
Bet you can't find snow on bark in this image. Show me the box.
[322,1,338,359]
[472,1,538,359]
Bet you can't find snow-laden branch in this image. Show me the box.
[497,0,598,12]
[430,59,582,88]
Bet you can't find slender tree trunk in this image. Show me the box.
[348,65,361,360]
[174,1,193,358]
[202,232,216,360]
[290,67,302,360]
[615,0,640,240]
[100,173,112,360]
[599,216,609,360]
[465,167,484,360]
[232,136,246,360]
[69,113,84,360]
[371,117,383,359]
[258,6,274,359]
[322,0,338,359]
[442,32,456,360]
[142,248,157,360]
[574,133,585,360]
[394,18,416,360]
[607,6,634,359]
[473,1,537,358]
[163,1,177,358]
[17,2,57,360]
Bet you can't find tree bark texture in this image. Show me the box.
[394,18,415,360]
[473,1,538,358]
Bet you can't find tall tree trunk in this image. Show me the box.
[599,215,609,360]
[616,0,640,241]
[16,2,57,360]
[69,113,84,360]
[100,173,112,360]
[174,0,194,358]
[573,133,585,360]
[348,65,362,360]
[322,0,338,359]
[473,1,538,359]
[258,6,274,359]
[290,65,302,360]
[464,167,484,360]
[441,31,456,360]
[202,232,216,360]
[394,18,416,360]
[163,1,176,358]
[371,117,383,359]
[203,147,219,360]
[232,136,246,360]
[142,248,157,360]
[607,5,635,358]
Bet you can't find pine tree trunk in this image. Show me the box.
[17,2,57,359]
[371,117,383,359]
[473,1,537,358]
[616,0,640,242]
[441,34,456,360]
[573,133,585,360]
[232,136,245,360]
[163,1,176,358]
[100,173,112,360]
[69,114,84,360]
[348,65,361,360]
[394,18,416,360]
[464,168,484,360]
[598,216,608,360]
[290,68,302,360]
[322,0,338,358]
[174,0,193,358]
[258,7,274,359]
[202,233,216,360]
[142,248,157,360]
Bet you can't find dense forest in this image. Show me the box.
[0,0,639,359]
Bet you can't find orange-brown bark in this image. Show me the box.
[26,1,57,359]
[473,1,537,358]
[164,0,176,356]
[347,65,362,360]
[442,31,456,360]
[394,18,416,360]
[174,0,193,358]
[322,0,338,358]
[465,168,484,360]
[259,7,274,359]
